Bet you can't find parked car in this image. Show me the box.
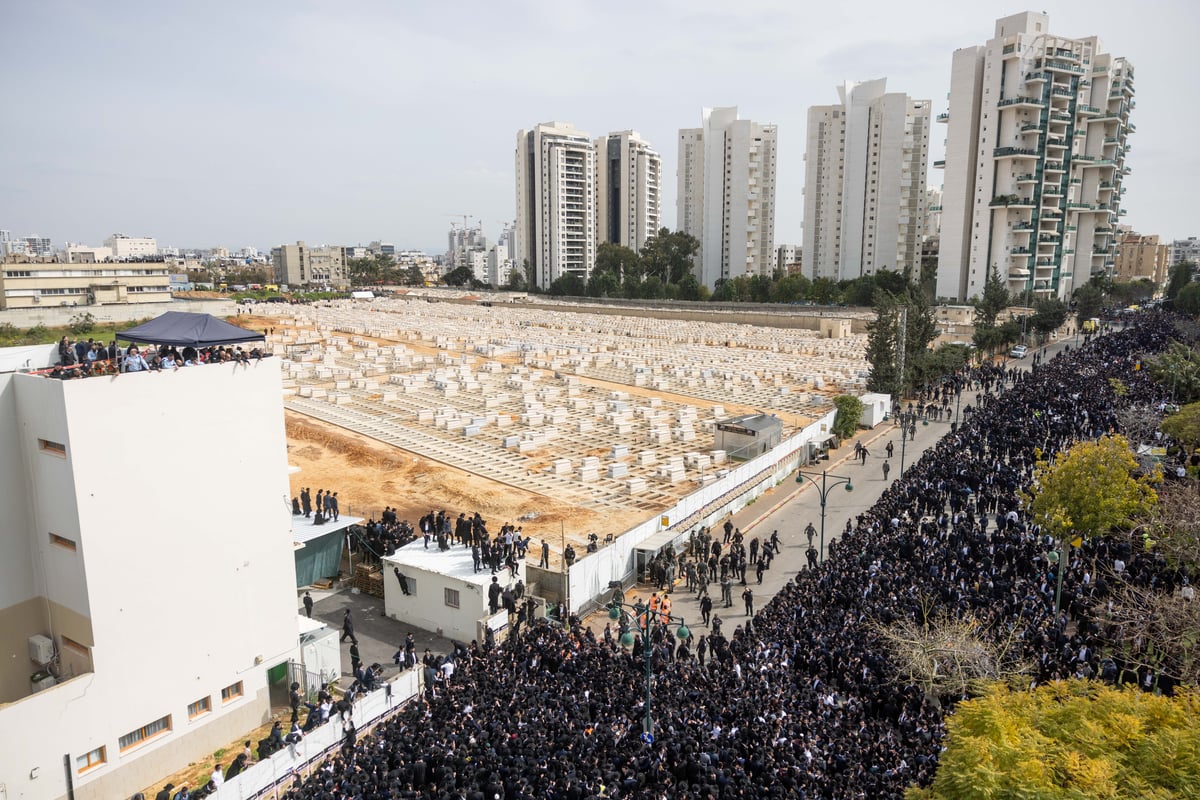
[1009,345,1029,359]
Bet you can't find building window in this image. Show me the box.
[61,635,89,657]
[76,746,106,774]
[119,715,172,751]
[444,588,460,609]
[39,439,66,457]
[188,696,212,719]
[49,533,77,551]
[221,681,244,703]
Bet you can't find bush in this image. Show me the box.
[832,395,865,440]
[68,312,96,335]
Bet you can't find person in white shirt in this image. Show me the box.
[209,764,224,787]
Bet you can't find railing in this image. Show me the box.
[997,96,1044,108]
[993,147,1038,157]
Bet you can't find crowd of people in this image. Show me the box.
[273,313,1185,799]
[52,335,267,378]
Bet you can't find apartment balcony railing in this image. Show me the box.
[1045,60,1085,74]
[1077,105,1102,115]
[997,96,1045,108]
[1016,173,1038,183]
[993,147,1039,158]
[936,112,949,122]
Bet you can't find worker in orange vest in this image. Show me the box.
[660,595,672,624]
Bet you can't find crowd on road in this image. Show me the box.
[276,314,1185,799]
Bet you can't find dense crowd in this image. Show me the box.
[51,335,267,378]
[278,314,1184,799]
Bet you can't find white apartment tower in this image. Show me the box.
[594,130,661,253]
[802,80,931,282]
[936,12,1135,301]
[515,121,596,290]
[677,108,778,289]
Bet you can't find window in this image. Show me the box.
[61,635,89,657]
[444,588,461,609]
[188,696,212,719]
[76,746,106,774]
[119,715,171,751]
[221,681,244,703]
[50,533,77,551]
[39,439,66,456]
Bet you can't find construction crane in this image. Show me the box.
[445,214,476,231]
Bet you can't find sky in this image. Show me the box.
[2,0,1196,254]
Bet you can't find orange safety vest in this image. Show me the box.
[660,597,672,623]
[648,595,660,613]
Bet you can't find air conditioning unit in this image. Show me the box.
[29,634,55,666]
[31,672,57,693]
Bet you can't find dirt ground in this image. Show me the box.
[285,414,647,562]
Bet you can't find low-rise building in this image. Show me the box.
[0,255,172,309]
[271,241,350,288]
[1114,232,1170,284]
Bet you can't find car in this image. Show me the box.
[1009,345,1029,359]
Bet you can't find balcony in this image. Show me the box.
[1067,202,1095,210]
[1025,71,1051,83]
[1019,123,1043,134]
[1050,112,1072,123]
[990,195,1035,208]
[1077,105,1101,115]
[1092,65,1108,74]
[1016,173,1038,183]
[1045,60,1085,74]
[1079,158,1117,168]
[1051,86,1076,97]
[997,96,1045,109]
[936,112,949,122]
[1012,224,1035,233]
[1011,267,1031,278]
[928,204,942,212]
[1010,247,1034,255]
[1044,162,1066,172]
[1046,137,1068,149]
[993,146,1039,159]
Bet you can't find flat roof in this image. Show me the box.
[383,538,523,589]
[292,515,362,546]
[716,413,783,432]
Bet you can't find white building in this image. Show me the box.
[1169,237,1200,267]
[515,121,596,290]
[103,234,157,260]
[936,12,1135,301]
[594,130,662,253]
[802,80,931,282]
[383,541,525,645]
[0,358,298,800]
[925,187,943,241]
[776,244,802,274]
[677,107,778,289]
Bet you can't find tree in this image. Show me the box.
[1105,581,1200,688]
[1143,483,1200,573]
[674,272,709,301]
[406,265,427,286]
[594,242,640,283]
[865,292,901,393]
[1166,260,1196,302]
[1177,282,1200,316]
[442,266,475,287]
[807,277,840,305]
[639,228,698,285]
[831,395,864,440]
[1161,401,1200,451]
[503,264,526,291]
[547,273,586,297]
[1073,282,1104,327]
[973,265,1010,330]
[769,273,811,304]
[1023,435,1158,544]
[1030,297,1068,338]
[907,681,1200,800]
[586,268,621,298]
[1147,342,1200,403]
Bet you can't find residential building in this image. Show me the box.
[103,234,157,260]
[936,12,1136,301]
[515,121,596,290]
[0,358,298,800]
[677,108,778,289]
[802,80,931,281]
[63,244,114,263]
[0,255,171,309]
[271,241,349,287]
[447,224,489,276]
[594,130,662,253]
[925,187,943,241]
[1114,232,1169,284]
[1169,237,1200,266]
[777,244,802,274]
[368,241,396,257]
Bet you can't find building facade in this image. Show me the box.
[594,130,662,254]
[271,241,349,287]
[802,80,931,281]
[103,234,157,260]
[0,256,172,309]
[776,244,802,274]
[515,121,596,290]
[1169,237,1200,267]
[677,107,778,289]
[0,359,297,800]
[1113,232,1169,284]
[936,11,1135,301]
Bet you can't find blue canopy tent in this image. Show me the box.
[117,311,264,347]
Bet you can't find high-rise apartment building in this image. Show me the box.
[1114,232,1169,284]
[594,130,661,254]
[936,12,1135,301]
[1169,237,1200,267]
[677,108,778,289]
[515,121,596,291]
[802,80,931,282]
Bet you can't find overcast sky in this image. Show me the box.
[2,0,1195,254]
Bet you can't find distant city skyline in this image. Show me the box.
[2,1,1195,255]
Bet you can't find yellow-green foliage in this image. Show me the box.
[1025,435,1158,540]
[908,681,1200,800]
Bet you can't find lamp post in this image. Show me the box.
[607,600,691,737]
[794,469,854,563]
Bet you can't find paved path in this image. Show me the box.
[589,337,1073,637]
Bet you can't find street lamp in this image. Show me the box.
[794,469,854,563]
[607,600,690,736]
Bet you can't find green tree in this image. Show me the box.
[831,395,864,440]
[1166,260,1196,302]
[1024,435,1158,544]
[807,277,840,305]
[769,273,811,303]
[406,265,427,286]
[842,274,877,307]
[1161,401,1200,450]
[973,264,1010,330]
[442,266,475,287]
[586,268,621,298]
[594,242,640,283]
[503,264,526,291]
[347,256,379,284]
[639,228,699,285]
[547,272,586,296]
[675,272,709,301]
[1147,342,1200,403]
[1177,282,1200,316]
[1030,297,1069,339]
[865,291,901,393]
[1073,282,1105,326]
[908,681,1200,800]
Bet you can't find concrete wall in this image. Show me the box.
[0,298,237,329]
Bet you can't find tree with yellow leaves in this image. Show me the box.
[907,681,1200,800]
[1023,434,1158,543]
